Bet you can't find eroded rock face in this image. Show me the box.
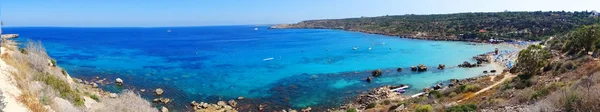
[228,99,238,107]
[191,101,238,112]
[161,106,169,112]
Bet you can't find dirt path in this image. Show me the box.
[454,73,516,104]
[0,47,31,112]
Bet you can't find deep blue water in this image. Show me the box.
[4,26,513,111]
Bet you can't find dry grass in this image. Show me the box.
[18,92,48,112]
[90,90,158,112]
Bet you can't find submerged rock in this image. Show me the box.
[438,64,446,70]
[155,88,164,95]
[397,68,403,72]
[491,70,497,73]
[237,96,244,100]
[483,71,488,74]
[366,77,373,82]
[371,69,383,77]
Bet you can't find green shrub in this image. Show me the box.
[50,59,57,67]
[429,90,443,98]
[90,94,100,101]
[415,104,433,112]
[39,95,51,105]
[19,48,28,54]
[346,108,357,112]
[448,92,457,97]
[531,88,550,100]
[382,100,391,105]
[366,103,376,109]
[35,73,83,106]
[446,104,477,112]
[458,84,481,93]
[61,69,68,75]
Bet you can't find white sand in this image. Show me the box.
[0,47,31,112]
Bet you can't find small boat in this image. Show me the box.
[368,47,372,50]
[167,29,171,33]
[254,28,259,31]
[352,47,359,50]
[382,42,386,45]
[390,85,410,92]
[263,57,274,61]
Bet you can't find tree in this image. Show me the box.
[516,45,551,76]
[564,25,600,54]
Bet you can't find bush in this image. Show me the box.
[531,88,550,100]
[346,108,357,112]
[19,48,28,54]
[61,69,68,75]
[448,92,457,97]
[446,104,477,112]
[50,59,57,67]
[429,90,443,98]
[90,94,100,101]
[458,84,481,93]
[383,100,391,105]
[415,104,433,112]
[366,103,376,109]
[35,72,83,106]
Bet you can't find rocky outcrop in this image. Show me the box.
[349,86,401,109]
[438,64,446,70]
[411,66,417,71]
[371,69,382,77]
[190,101,238,112]
[458,61,478,68]
[0,34,19,39]
[115,78,123,86]
[417,64,427,71]
[155,88,164,95]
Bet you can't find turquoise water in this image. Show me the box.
[5,26,512,110]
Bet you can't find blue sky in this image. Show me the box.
[1,0,599,27]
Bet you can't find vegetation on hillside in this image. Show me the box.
[275,11,600,41]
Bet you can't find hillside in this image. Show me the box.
[328,24,600,112]
[272,11,600,41]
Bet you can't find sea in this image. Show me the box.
[4,25,514,111]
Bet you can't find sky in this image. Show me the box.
[0,0,599,27]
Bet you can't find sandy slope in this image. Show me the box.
[0,47,31,112]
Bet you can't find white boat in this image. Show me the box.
[368,47,372,50]
[254,28,259,31]
[390,85,410,92]
[263,57,274,61]
[352,47,359,50]
[167,29,171,33]
[382,42,386,45]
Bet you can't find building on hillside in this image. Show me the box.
[591,10,600,17]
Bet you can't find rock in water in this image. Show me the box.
[155,88,164,95]
[115,78,124,86]
[371,69,383,77]
[397,68,403,72]
[417,64,427,71]
[491,70,497,73]
[366,77,373,82]
[483,71,488,74]
[161,106,169,112]
[411,66,417,71]
[437,64,445,70]
[237,96,244,100]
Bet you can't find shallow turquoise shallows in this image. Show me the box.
[5,26,514,110]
